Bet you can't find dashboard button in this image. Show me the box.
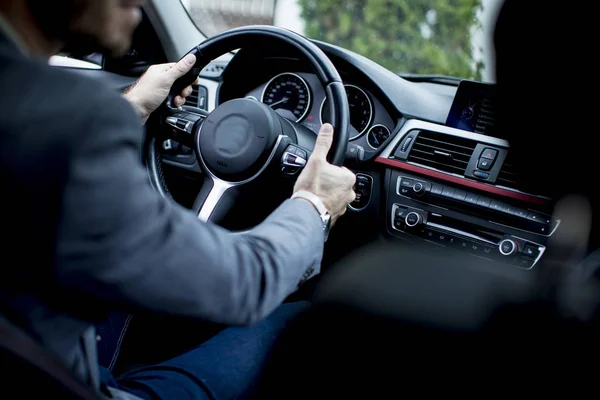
[395,208,408,220]
[489,200,504,212]
[513,208,529,218]
[473,171,490,179]
[431,184,443,196]
[527,222,550,235]
[481,245,495,257]
[399,187,411,196]
[481,148,498,161]
[441,187,455,198]
[514,256,534,269]
[400,178,414,188]
[393,219,404,230]
[523,244,540,258]
[476,197,491,208]
[405,212,422,227]
[453,189,467,201]
[527,211,552,225]
[501,203,518,215]
[499,239,517,256]
[478,158,493,171]
[464,193,479,205]
[456,239,470,250]
[412,182,425,196]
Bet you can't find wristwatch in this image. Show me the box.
[291,190,332,241]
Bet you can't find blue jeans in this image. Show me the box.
[100,302,310,400]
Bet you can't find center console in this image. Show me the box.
[373,81,558,269]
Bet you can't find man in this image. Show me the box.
[0,0,356,399]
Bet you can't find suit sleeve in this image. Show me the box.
[54,96,324,325]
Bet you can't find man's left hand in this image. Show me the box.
[124,53,199,123]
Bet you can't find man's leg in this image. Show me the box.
[111,302,310,400]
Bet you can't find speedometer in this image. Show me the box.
[320,84,373,139]
[261,73,312,122]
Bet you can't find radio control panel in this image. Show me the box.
[396,175,557,236]
[391,203,545,269]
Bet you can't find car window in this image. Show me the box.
[180,0,504,82]
[50,53,103,69]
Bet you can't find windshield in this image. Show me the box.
[180,0,503,82]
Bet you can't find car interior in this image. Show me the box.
[3,0,600,397]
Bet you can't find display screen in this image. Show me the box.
[446,80,499,137]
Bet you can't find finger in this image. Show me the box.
[342,166,357,183]
[167,53,196,81]
[180,86,193,98]
[194,77,200,85]
[162,62,176,71]
[311,123,334,161]
[347,190,357,204]
[174,95,185,107]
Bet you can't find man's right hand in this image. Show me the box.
[293,124,357,224]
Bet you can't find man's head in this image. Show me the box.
[2,0,144,56]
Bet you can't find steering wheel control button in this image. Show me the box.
[405,212,422,227]
[499,239,517,256]
[162,139,173,151]
[477,158,493,171]
[481,148,498,162]
[281,148,307,176]
[350,174,373,210]
[473,170,490,179]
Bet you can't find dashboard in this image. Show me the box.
[242,72,395,152]
[166,40,559,272]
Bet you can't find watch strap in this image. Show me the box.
[291,191,329,217]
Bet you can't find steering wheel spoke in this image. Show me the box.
[193,175,241,223]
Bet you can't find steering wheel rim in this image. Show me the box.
[148,26,350,224]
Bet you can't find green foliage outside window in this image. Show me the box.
[299,0,483,80]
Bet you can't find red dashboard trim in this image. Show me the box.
[375,157,547,206]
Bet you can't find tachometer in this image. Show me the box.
[261,73,311,122]
[320,84,373,139]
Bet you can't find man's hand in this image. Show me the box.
[123,53,199,123]
[294,124,356,224]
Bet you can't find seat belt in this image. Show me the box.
[0,314,103,400]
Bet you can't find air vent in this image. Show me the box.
[187,84,208,110]
[187,85,199,107]
[407,131,477,175]
[497,156,519,190]
[497,155,542,196]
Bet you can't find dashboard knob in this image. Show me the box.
[405,212,422,227]
[412,182,425,196]
[499,239,517,256]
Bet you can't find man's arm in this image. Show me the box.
[55,94,324,325]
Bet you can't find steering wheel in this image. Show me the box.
[147,26,350,224]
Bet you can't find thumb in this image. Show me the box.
[167,53,196,81]
[311,123,334,161]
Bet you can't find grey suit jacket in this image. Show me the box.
[0,31,323,392]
